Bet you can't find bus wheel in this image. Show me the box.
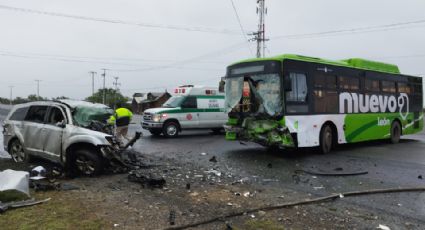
[320,125,333,154]
[163,121,179,138]
[390,121,401,144]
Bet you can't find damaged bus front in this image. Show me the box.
[224,60,295,148]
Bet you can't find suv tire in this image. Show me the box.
[163,121,179,138]
[9,139,30,163]
[73,148,103,176]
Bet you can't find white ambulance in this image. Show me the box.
[141,85,227,137]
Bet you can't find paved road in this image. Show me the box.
[129,119,425,228]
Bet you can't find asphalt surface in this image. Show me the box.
[1,105,425,228]
[129,117,425,228]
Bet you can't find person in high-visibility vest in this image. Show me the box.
[108,107,133,142]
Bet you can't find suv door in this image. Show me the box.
[41,106,66,162]
[180,96,199,128]
[22,105,48,157]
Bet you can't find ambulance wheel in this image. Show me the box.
[163,121,179,138]
[149,129,162,136]
[319,125,334,154]
[390,121,401,144]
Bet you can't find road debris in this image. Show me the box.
[205,169,222,177]
[0,197,51,214]
[209,156,217,163]
[418,175,423,180]
[164,187,425,230]
[128,171,166,189]
[377,224,391,230]
[294,168,368,176]
[0,169,30,202]
[169,210,176,225]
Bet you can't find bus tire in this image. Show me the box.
[163,121,179,138]
[319,125,334,154]
[390,121,401,144]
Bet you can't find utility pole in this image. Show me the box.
[249,0,268,58]
[112,77,121,109]
[35,80,41,99]
[89,71,97,96]
[9,86,14,105]
[101,69,107,104]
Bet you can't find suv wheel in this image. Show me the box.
[163,121,179,138]
[9,139,29,163]
[73,149,103,176]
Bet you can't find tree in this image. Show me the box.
[86,88,130,108]
[27,94,46,101]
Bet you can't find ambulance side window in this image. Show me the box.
[181,96,197,109]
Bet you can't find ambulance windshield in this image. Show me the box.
[163,96,186,108]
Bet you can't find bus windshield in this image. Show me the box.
[225,73,282,116]
[163,96,186,108]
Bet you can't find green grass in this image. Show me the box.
[0,191,106,230]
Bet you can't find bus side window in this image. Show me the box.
[286,73,307,102]
[397,82,411,94]
[286,72,309,114]
[365,79,380,92]
[339,76,359,91]
[382,81,396,93]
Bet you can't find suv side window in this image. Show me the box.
[24,106,48,123]
[46,107,65,125]
[182,96,197,109]
[9,107,29,121]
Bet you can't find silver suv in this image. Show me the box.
[2,100,124,176]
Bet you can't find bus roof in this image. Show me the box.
[230,54,401,75]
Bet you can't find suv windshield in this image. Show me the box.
[73,106,114,126]
[163,96,186,108]
[225,73,282,116]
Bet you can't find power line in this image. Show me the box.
[0,51,224,72]
[109,41,247,72]
[272,19,425,40]
[0,4,241,35]
[229,0,254,56]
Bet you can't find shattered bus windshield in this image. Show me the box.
[225,73,282,116]
[73,106,114,126]
[163,96,185,108]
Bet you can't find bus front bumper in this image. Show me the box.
[224,122,295,148]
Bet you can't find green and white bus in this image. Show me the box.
[223,54,424,153]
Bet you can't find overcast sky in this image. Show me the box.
[0,0,424,103]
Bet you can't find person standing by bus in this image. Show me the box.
[108,107,133,143]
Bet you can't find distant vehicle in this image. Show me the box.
[223,54,424,153]
[2,100,123,176]
[142,85,227,137]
